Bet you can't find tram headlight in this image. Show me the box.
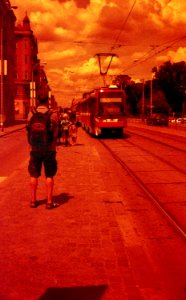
[95,127,101,136]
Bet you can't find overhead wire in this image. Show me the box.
[120,35,186,73]
[73,0,138,87]
[88,0,138,86]
[100,0,138,82]
[110,0,137,52]
[66,0,138,96]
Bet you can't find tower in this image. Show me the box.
[14,14,38,119]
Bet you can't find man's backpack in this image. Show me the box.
[27,109,54,147]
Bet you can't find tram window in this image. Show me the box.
[99,102,124,115]
[99,91,123,101]
[88,97,96,112]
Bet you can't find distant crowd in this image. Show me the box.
[56,110,80,146]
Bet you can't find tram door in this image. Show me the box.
[89,97,96,132]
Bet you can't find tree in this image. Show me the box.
[152,90,169,113]
[125,81,142,115]
[154,61,186,114]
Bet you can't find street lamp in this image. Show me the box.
[141,78,145,121]
[150,70,156,116]
[0,4,17,131]
[150,74,153,116]
[0,14,5,131]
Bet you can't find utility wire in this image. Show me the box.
[110,0,137,52]
[120,35,186,73]
[74,41,126,48]
[69,1,137,92]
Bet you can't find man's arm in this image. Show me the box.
[51,112,59,139]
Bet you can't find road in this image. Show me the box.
[0,129,28,179]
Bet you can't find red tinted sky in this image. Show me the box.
[13,0,186,107]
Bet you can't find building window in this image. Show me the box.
[24,85,30,99]
[25,55,28,64]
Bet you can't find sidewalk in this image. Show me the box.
[0,125,181,300]
[0,122,26,137]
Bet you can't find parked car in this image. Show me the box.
[146,113,169,126]
[176,118,183,124]
[169,117,186,124]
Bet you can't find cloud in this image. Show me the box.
[157,47,186,63]
[13,0,186,106]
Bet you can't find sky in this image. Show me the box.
[13,0,186,107]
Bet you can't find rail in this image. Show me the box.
[99,138,186,241]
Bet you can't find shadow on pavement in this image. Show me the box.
[38,284,108,300]
[37,193,74,207]
[56,142,84,147]
[53,192,74,206]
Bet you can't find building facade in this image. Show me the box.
[14,14,39,119]
[0,0,17,126]
[15,14,52,119]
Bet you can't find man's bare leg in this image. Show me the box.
[30,177,38,207]
[46,177,54,203]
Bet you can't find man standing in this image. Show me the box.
[27,95,59,209]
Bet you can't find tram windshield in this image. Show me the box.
[98,92,124,116]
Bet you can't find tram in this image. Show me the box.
[76,85,127,137]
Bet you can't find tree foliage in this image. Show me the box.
[115,61,186,116]
[125,82,142,115]
[154,61,186,113]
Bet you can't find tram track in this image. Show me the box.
[126,128,186,153]
[122,138,186,176]
[99,138,186,241]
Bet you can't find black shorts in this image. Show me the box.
[28,151,57,178]
[62,129,69,137]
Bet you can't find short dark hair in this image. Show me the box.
[37,95,48,104]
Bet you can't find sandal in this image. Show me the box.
[30,201,38,208]
[46,202,59,209]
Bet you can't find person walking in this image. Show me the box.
[69,118,78,145]
[61,113,71,146]
[57,111,63,144]
[27,95,59,209]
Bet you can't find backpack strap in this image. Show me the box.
[32,107,51,115]
[30,107,37,115]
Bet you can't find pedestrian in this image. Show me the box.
[61,113,71,146]
[27,95,59,209]
[69,118,78,145]
[57,112,63,144]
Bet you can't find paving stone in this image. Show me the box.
[0,128,172,300]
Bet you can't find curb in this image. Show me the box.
[0,125,26,137]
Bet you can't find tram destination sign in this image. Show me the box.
[100,97,122,102]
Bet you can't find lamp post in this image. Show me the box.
[0,13,4,131]
[150,71,155,116]
[141,78,145,121]
[150,69,156,116]
[150,74,153,116]
[0,4,17,131]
